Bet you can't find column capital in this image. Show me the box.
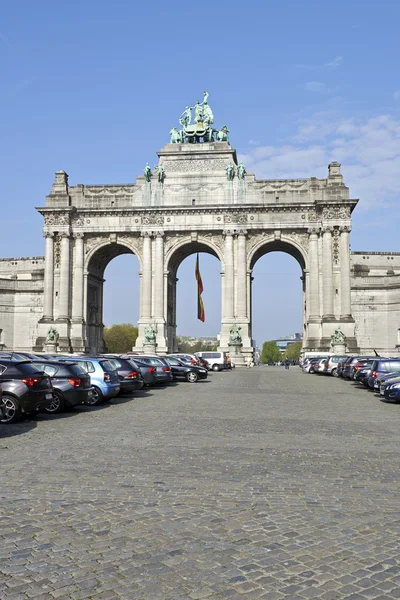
[322,225,333,234]
[308,227,321,236]
[141,231,152,238]
[155,231,164,238]
[59,232,70,239]
[43,232,54,239]
[237,229,247,236]
[339,225,351,233]
[73,232,84,240]
[223,229,234,237]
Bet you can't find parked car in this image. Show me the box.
[342,356,374,380]
[133,356,173,384]
[316,358,328,373]
[323,355,347,376]
[31,360,93,413]
[194,351,229,371]
[168,353,201,366]
[302,357,322,374]
[165,356,208,382]
[124,358,158,387]
[366,358,400,390]
[0,351,49,362]
[59,357,120,404]
[100,356,144,394]
[0,360,53,423]
[354,362,373,386]
[382,377,400,402]
[0,383,4,421]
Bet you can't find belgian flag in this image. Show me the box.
[195,253,205,322]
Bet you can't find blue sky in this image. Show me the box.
[1,0,400,344]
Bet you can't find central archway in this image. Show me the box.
[165,239,222,352]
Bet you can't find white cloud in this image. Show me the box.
[325,56,343,68]
[304,81,329,94]
[239,113,400,210]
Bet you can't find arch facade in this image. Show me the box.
[35,139,358,360]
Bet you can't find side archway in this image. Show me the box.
[248,235,308,352]
[84,240,142,354]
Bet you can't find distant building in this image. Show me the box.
[275,333,302,354]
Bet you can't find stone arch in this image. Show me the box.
[84,239,142,354]
[248,234,308,351]
[248,235,308,272]
[85,238,143,274]
[165,235,223,273]
[164,236,223,353]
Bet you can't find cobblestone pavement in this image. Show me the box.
[1,367,400,600]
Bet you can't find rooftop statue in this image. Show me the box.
[226,163,235,182]
[171,92,227,144]
[155,163,165,183]
[237,161,247,180]
[143,163,152,183]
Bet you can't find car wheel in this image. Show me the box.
[331,368,338,377]
[212,364,220,372]
[0,395,20,424]
[309,367,315,374]
[186,371,199,383]
[85,386,103,406]
[44,391,65,414]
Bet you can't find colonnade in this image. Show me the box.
[38,225,354,354]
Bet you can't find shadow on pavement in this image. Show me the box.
[0,419,37,439]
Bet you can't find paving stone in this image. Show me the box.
[1,369,400,599]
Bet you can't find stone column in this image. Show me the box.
[340,226,352,318]
[224,231,234,320]
[42,233,55,320]
[322,226,334,318]
[154,233,164,319]
[72,233,84,322]
[308,228,321,319]
[141,233,152,320]
[58,233,71,320]
[236,231,247,319]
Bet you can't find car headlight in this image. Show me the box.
[389,383,400,389]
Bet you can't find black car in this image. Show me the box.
[165,356,208,382]
[0,360,53,423]
[31,361,93,413]
[102,357,144,394]
[0,383,4,421]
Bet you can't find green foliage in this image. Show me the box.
[177,337,218,353]
[104,323,138,353]
[261,340,282,364]
[284,341,302,360]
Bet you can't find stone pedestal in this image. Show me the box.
[143,342,157,354]
[228,341,246,368]
[331,342,347,355]
[44,342,58,354]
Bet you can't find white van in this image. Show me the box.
[195,351,229,371]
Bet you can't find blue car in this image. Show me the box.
[59,357,120,404]
[367,358,400,390]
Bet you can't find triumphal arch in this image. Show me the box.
[35,92,358,361]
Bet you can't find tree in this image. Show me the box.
[104,323,138,353]
[261,340,282,364]
[284,341,302,361]
[177,337,218,353]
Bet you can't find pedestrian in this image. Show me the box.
[285,359,290,370]
[227,354,232,370]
